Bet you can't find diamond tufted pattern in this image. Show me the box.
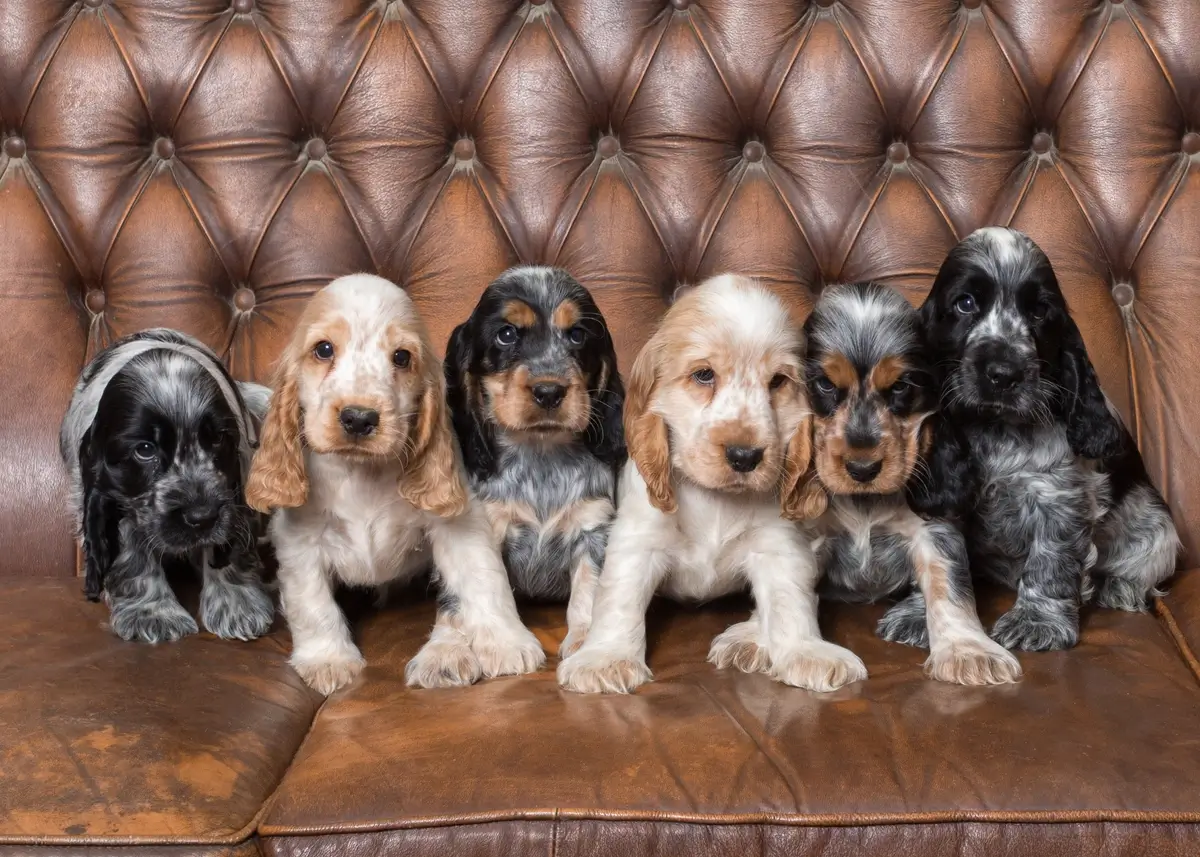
[1,0,1198,580]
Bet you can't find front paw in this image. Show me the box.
[708,621,770,674]
[876,595,929,648]
[291,651,366,696]
[471,626,546,679]
[557,647,652,694]
[110,599,199,644]
[926,638,1022,685]
[559,625,588,658]
[200,578,274,641]
[770,640,867,692]
[991,601,1078,651]
[405,636,483,688]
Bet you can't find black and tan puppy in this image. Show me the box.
[445,267,625,657]
[805,283,1021,684]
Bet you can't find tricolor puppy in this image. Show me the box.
[245,274,544,695]
[558,274,865,694]
[60,329,272,644]
[921,227,1179,651]
[805,283,1021,685]
[445,267,625,657]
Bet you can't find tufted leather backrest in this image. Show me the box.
[1,0,1197,578]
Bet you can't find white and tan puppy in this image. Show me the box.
[246,274,544,695]
[557,274,866,694]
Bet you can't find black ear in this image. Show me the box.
[584,345,627,469]
[1055,314,1126,461]
[443,321,495,480]
[906,413,976,524]
[78,434,117,601]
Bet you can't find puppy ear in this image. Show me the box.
[584,345,627,468]
[624,340,675,514]
[245,360,308,513]
[443,322,495,480]
[400,355,469,518]
[79,436,114,601]
[906,413,975,523]
[1056,314,1127,461]
[780,414,827,521]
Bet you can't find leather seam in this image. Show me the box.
[1155,596,1200,685]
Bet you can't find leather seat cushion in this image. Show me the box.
[0,579,320,846]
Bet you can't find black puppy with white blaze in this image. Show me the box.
[920,227,1180,651]
[60,329,274,644]
[445,267,625,657]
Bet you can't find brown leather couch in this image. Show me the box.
[3,1,1199,855]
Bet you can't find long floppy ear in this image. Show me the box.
[584,341,627,468]
[780,414,827,521]
[1056,314,1126,461]
[245,359,308,513]
[78,434,117,601]
[400,354,469,518]
[624,339,675,514]
[906,413,976,523]
[443,322,495,481]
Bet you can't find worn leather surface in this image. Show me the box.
[262,591,1200,839]
[0,580,319,846]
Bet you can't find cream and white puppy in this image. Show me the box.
[246,274,544,695]
[557,274,867,694]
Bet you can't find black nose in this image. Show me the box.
[984,362,1023,392]
[339,406,379,437]
[725,446,764,473]
[531,382,567,410]
[182,505,219,529]
[845,459,883,483]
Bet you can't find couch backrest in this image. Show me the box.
[1,0,1196,577]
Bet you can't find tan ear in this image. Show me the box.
[245,365,308,513]
[400,368,469,518]
[625,340,675,514]
[780,415,827,521]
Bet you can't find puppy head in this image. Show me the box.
[920,227,1124,459]
[805,283,937,496]
[626,274,822,519]
[445,267,623,454]
[246,274,467,517]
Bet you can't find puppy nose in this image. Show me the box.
[531,382,567,410]
[845,459,883,484]
[725,446,764,473]
[182,505,219,529]
[985,363,1022,392]
[339,406,379,437]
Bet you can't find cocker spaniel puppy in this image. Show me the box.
[921,227,1180,651]
[245,273,544,695]
[805,283,1021,684]
[60,329,273,644]
[557,274,865,694]
[445,267,625,657]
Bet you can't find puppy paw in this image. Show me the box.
[292,651,366,696]
[708,621,770,674]
[1093,576,1150,612]
[925,638,1022,685]
[200,578,274,641]
[876,594,930,649]
[405,636,483,688]
[557,648,652,694]
[991,601,1078,651]
[769,641,867,692]
[559,625,588,659]
[110,599,198,644]
[470,626,546,679]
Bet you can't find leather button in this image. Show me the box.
[3,136,25,159]
[887,142,909,164]
[742,141,765,163]
[453,138,475,161]
[154,137,175,159]
[529,0,547,4]
[84,0,104,6]
[1111,283,1135,307]
[671,0,691,9]
[305,138,327,160]
[233,288,256,311]
[85,291,106,313]
[1183,132,1200,156]
[232,0,253,11]
[815,0,835,7]
[1032,132,1053,155]
[597,135,620,160]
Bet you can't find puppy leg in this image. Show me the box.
[405,606,483,688]
[277,549,364,696]
[1093,485,1180,611]
[199,543,274,641]
[908,521,1021,685]
[425,504,545,683]
[560,525,608,658]
[708,614,770,674]
[876,591,930,648]
[742,525,867,692]
[106,520,198,644]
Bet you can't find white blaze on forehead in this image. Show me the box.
[972,226,1022,266]
[691,274,801,355]
[323,273,416,326]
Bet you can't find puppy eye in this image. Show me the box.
[814,376,836,395]
[496,325,519,347]
[133,441,157,462]
[954,294,978,315]
[567,326,586,346]
[889,380,911,396]
[393,349,411,369]
[691,367,715,386]
[1031,301,1050,321]
[769,373,789,391]
[313,340,334,360]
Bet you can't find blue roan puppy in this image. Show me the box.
[445,267,626,657]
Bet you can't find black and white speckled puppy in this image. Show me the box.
[445,267,626,657]
[920,227,1180,651]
